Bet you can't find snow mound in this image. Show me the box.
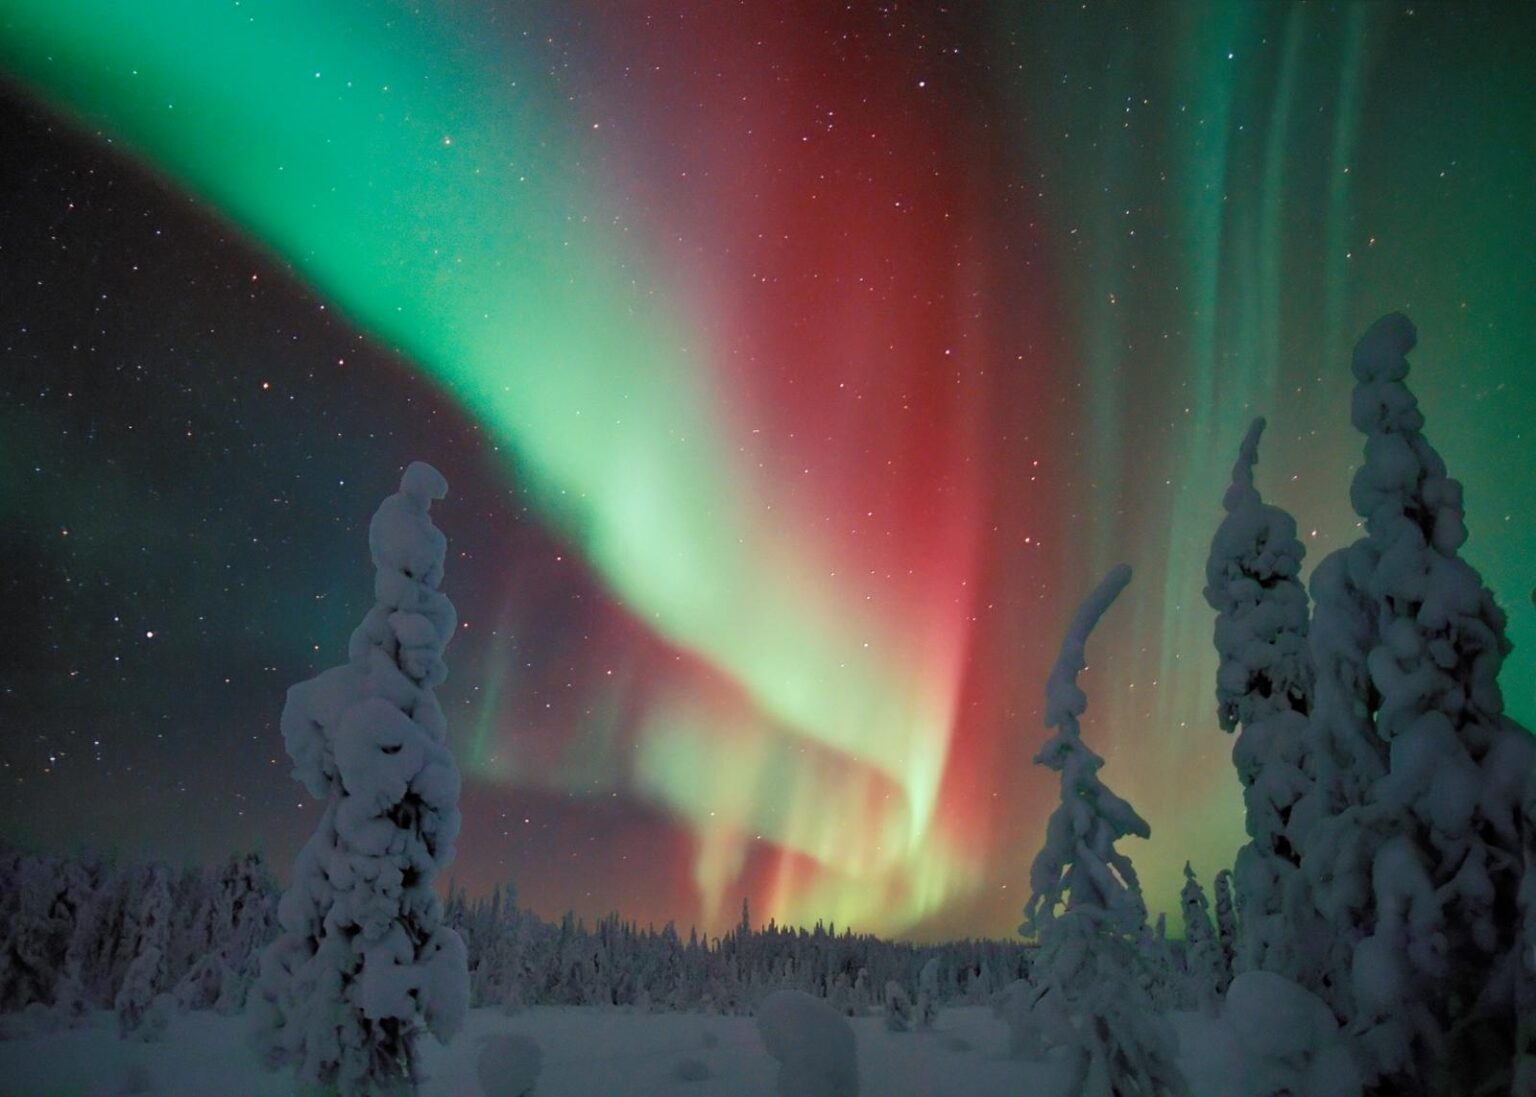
[1223,971,1361,1097]
[757,989,859,1097]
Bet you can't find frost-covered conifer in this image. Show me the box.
[1135,918,1179,1012]
[1203,418,1315,976]
[1212,868,1237,990]
[1204,418,1314,731]
[0,855,71,1012]
[175,852,277,1013]
[58,857,111,1011]
[1179,864,1222,1011]
[75,862,138,1008]
[883,980,913,1032]
[1019,565,1187,1096]
[965,960,994,1004]
[914,956,942,1029]
[251,462,469,1096]
[1292,314,1534,1093]
[116,946,168,1041]
[1023,565,1150,941]
[114,865,173,1037]
[852,967,872,1014]
[215,852,277,1013]
[822,972,846,1016]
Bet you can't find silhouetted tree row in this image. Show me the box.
[0,843,1033,1033]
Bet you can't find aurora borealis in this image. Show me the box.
[2,2,1532,941]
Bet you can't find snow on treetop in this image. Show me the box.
[1222,417,1265,514]
[1043,563,1132,731]
[1344,312,1468,554]
[1203,417,1313,734]
[1350,311,1416,384]
[401,460,449,503]
[1349,313,1427,440]
[370,462,451,598]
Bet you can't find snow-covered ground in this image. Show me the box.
[0,1004,1086,1097]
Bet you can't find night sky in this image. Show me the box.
[2,2,1532,942]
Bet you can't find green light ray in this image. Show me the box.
[0,0,970,930]
[1321,6,1369,371]
[1255,6,1303,406]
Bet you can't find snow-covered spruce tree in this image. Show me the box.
[116,946,169,1041]
[1290,314,1534,1094]
[1202,417,1316,978]
[1212,868,1236,989]
[53,856,105,1011]
[915,955,942,1029]
[1023,566,1149,942]
[117,864,173,1038]
[251,462,469,1096]
[214,852,277,1014]
[0,854,70,1013]
[883,980,913,1032]
[1019,565,1188,1096]
[45,859,100,1029]
[175,852,278,1013]
[1178,863,1222,1011]
[1133,915,1180,1013]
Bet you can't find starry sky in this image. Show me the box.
[1,1,1532,942]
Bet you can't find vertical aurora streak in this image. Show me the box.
[2,1,1531,938]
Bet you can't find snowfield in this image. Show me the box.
[0,1004,1088,1097]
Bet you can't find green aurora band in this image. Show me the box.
[990,1,1535,898]
[0,0,979,932]
[3,1,1531,937]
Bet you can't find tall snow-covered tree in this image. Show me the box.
[212,852,277,1013]
[1205,418,1315,732]
[1018,565,1187,1096]
[1291,314,1534,1094]
[110,861,176,1041]
[0,854,71,1012]
[1178,863,1222,1011]
[115,946,167,1040]
[252,462,469,1096]
[1023,564,1151,941]
[1212,868,1237,988]
[1203,417,1315,976]
[175,852,277,1013]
